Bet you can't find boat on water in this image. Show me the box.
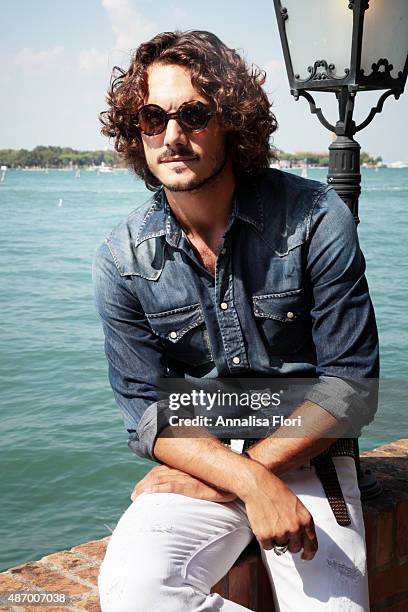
[388,161,408,169]
[0,165,7,182]
[97,162,114,175]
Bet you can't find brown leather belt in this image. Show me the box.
[241,437,355,527]
[311,438,355,527]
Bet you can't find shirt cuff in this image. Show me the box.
[127,400,194,461]
[303,375,378,436]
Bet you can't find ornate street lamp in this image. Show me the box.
[273,0,408,223]
[273,0,408,499]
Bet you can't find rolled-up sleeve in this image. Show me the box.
[92,241,167,460]
[303,188,379,433]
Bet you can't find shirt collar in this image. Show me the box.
[135,175,265,249]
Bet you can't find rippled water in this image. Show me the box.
[0,167,407,570]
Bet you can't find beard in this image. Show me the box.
[151,146,229,193]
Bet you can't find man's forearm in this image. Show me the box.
[152,424,319,558]
[154,401,345,484]
[245,401,347,476]
[153,427,265,499]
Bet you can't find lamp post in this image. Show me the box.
[273,0,408,499]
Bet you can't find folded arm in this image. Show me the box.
[152,430,318,558]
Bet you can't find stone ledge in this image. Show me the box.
[0,539,109,612]
[0,440,407,611]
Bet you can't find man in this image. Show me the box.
[93,30,378,611]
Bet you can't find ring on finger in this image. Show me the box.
[273,542,289,556]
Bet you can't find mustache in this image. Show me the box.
[158,146,199,162]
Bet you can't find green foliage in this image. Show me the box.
[277,149,380,167]
[277,149,329,166]
[0,146,382,169]
[0,146,119,168]
[360,150,382,165]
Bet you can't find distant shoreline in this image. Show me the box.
[3,164,407,172]
[10,166,130,172]
[2,145,401,170]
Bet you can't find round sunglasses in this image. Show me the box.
[135,100,214,136]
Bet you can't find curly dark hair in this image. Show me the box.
[100,30,278,190]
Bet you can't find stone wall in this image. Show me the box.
[0,439,407,611]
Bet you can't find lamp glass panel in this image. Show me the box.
[283,0,353,81]
[361,1,408,79]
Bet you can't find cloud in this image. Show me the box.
[77,1,156,74]
[78,48,108,72]
[15,46,64,74]
[102,0,156,52]
[262,59,288,93]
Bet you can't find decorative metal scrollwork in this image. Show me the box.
[294,60,348,82]
[291,90,336,133]
[360,58,402,83]
[355,88,402,133]
[292,86,402,137]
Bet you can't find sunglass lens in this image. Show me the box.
[180,102,209,130]
[138,106,166,135]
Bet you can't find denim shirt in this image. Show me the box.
[93,169,379,460]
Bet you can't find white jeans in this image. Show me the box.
[98,457,369,611]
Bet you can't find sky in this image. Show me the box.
[0,0,406,162]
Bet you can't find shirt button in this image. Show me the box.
[232,356,241,365]
[286,311,295,320]
[220,302,228,310]
[169,331,178,339]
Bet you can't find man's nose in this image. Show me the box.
[163,118,188,148]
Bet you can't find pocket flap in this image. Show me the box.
[252,290,304,322]
[146,303,204,342]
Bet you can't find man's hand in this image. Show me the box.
[240,463,318,560]
[152,434,317,560]
[131,464,237,503]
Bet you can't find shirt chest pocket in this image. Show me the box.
[146,303,213,367]
[252,289,309,355]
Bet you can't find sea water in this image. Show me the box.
[0,167,407,570]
